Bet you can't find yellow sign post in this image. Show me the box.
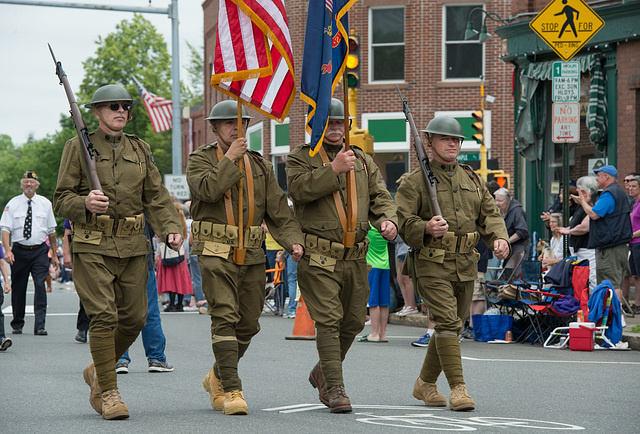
[530,0,604,61]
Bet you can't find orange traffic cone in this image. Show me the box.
[285,297,316,340]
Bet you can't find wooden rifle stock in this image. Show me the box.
[49,44,102,192]
[396,86,441,217]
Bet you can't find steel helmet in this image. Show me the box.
[327,98,355,120]
[421,116,466,140]
[84,84,137,109]
[206,100,253,120]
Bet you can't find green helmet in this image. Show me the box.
[206,100,253,120]
[421,116,466,140]
[327,98,355,120]
[84,84,137,109]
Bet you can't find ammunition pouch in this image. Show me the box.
[304,234,369,261]
[192,221,265,249]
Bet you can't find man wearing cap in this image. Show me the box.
[395,116,509,411]
[286,98,398,413]
[1,171,58,337]
[571,165,632,303]
[187,100,304,416]
[54,84,183,420]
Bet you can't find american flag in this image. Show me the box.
[211,0,295,123]
[132,76,173,133]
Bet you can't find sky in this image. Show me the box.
[0,0,205,146]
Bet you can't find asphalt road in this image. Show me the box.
[2,281,639,433]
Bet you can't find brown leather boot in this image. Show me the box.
[202,367,225,411]
[308,363,329,407]
[101,388,130,420]
[223,390,248,415]
[82,363,102,415]
[412,377,447,407]
[327,385,352,413]
[449,384,475,411]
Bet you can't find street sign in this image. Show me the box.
[530,0,604,61]
[552,102,580,143]
[458,153,480,162]
[164,174,191,200]
[552,61,580,102]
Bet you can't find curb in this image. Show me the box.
[390,313,640,351]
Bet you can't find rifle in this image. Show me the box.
[397,86,441,217]
[49,44,102,192]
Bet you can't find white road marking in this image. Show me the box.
[462,356,640,365]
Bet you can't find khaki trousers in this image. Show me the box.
[198,255,265,391]
[297,255,369,388]
[74,253,148,391]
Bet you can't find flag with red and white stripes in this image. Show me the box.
[132,76,173,133]
[211,0,295,123]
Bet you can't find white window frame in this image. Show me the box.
[368,6,405,85]
[270,118,290,156]
[247,121,263,155]
[442,3,485,82]
[434,110,491,153]
[361,112,410,153]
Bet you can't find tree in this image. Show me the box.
[182,41,204,108]
[78,14,173,175]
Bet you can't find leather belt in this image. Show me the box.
[14,242,46,250]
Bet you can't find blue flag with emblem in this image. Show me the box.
[300,0,356,156]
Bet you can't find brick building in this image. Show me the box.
[496,0,640,235]
[195,0,516,193]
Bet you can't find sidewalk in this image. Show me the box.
[388,309,640,351]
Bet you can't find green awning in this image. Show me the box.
[520,54,599,80]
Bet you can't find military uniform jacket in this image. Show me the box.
[54,129,182,258]
[396,163,509,281]
[286,143,397,244]
[186,142,303,266]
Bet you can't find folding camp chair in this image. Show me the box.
[265,260,285,315]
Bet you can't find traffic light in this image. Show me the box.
[487,172,510,190]
[471,110,484,144]
[346,34,360,88]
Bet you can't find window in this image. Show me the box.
[270,118,290,156]
[443,4,483,80]
[370,7,405,83]
[247,122,263,154]
[362,112,409,152]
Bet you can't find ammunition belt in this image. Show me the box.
[191,221,265,249]
[428,231,480,254]
[74,213,145,237]
[303,234,369,260]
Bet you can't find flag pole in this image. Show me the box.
[342,69,356,248]
[234,99,247,265]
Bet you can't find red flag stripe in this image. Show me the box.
[132,76,172,133]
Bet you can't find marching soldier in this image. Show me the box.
[54,84,183,420]
[395,116,509,411]
[187,100,304,416]
[286,98,398,413]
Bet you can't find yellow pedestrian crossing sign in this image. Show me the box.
[530,0,604,61]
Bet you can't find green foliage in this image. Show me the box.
[182,41,204,108]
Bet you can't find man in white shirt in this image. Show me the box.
[0,171,59,335]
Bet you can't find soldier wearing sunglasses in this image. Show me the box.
[54,84,183,420]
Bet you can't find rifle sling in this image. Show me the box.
[319,145,349,238]
[214,146,255,229]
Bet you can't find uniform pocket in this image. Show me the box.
[418,248,446,264]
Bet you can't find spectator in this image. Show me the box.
[182,204,205,311]
[0,243,12,351]
[157,202,193,312]
[625,176,640,314]
[557,176,599,288]
[540,180,579,233]
[621,173,640,307]
[0,171,59,336]
[264,228,287,316]
[394,235,419,316]
[358,225,390,343]
[539,213,565,271]
[571,165,632,308]
[494,188,529,276]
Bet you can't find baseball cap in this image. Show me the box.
[23,170,38,181]
[593,165,618,177]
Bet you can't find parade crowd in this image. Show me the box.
[1,85,636,423]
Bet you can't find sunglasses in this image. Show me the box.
[103,102,132,111]
[624,179,633,182]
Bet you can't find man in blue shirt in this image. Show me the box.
[572,165,632,303]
